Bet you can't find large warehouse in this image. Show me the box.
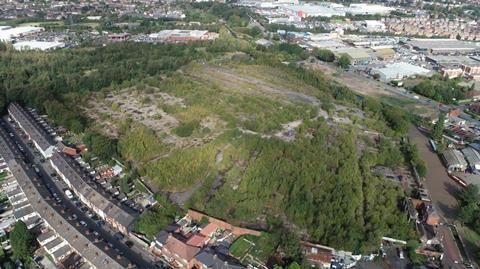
[443,149,468,172]
[13,41,65,51]
[371,62,431,81]
[406,39,480,55]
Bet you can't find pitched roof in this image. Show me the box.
[186,234,207,247]
[195,248,244,269]
[165,234,200,262]
[200,223,218,237]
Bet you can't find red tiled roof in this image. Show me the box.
[186,234,207,247]
[165,235,200,262]
[199,223,218,237]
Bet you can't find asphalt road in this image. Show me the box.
[0,118,160,269]
[408,125,465,269]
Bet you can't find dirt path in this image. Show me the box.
[190,65,321,106]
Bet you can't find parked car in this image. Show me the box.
[114,232,124,241]
[79,220,87,227]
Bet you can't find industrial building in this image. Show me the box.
[406,39,480,55]
[283,3,345,18]
[426,55,480,79]
[13,41,65,51]
[443,149,468,172]
[332,47,375,64]
[371,62,431,81]
[0,26,43,42]
[149,30,219,43]
[461,147,480,171]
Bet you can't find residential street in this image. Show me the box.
[408,125,466,269]
[0,117,162,269]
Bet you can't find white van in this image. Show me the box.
[64,189,73,199]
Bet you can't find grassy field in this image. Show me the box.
[230,233,274,263]
[19,21,65,27]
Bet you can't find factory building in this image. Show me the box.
[371,62,431,81]
[443,149,468,172]
[406,39,480,55]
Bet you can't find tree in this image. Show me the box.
[338,54,351,69]
[83,131,118,162]
[458,185,480,206]
[456,185,480,225]
[10,221,34,263]
[416,161,427,178]
[287,262,301,269]
[431,113,446,141]
[313,48,334,62]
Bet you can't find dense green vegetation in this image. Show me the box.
[409,75,473,104]
[457,185,480,235]
[9,221,35,266]
[0,4,419,261]
[136,193,184,238]
[313,48,335,62]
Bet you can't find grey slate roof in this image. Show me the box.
[13,205,35,219]
[8,103,55,151]
[50,152,136,228]
[4,159,127,269]
[195,248,245,269]
[52,244,73,260]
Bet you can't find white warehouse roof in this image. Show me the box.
[372,62,431,81]
[0,26,44,42]
[13,41,65,51]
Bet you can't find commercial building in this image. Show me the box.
[426,55,480,79]
[8,103,56,158]
[283,4,345,18]
[13,41,65,51]
[332,47,375,65]
[442,149,468,172]
[344,3,395,16]
[149,30,219,43]
[406,39,480,55]
[0,26,43,42]
[371,62,431,81]
[108,33,130,42]
[374,48,395,60]
[360,20,387,32]
[50,152,136,235]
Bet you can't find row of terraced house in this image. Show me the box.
[7,102,137,235]
[0,119,126,269]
